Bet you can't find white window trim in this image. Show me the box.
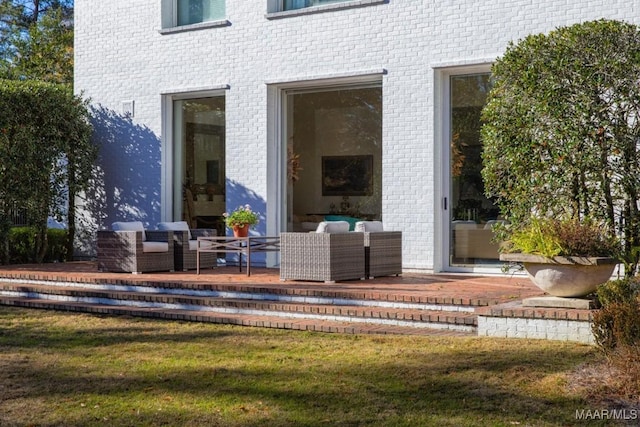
[160,86,229,222]
[266,0,386,19]
[433,64,499,274]
[159,19,230,35]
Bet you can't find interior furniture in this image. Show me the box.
[452,221,501,260]
[280,221,365,283]
[291,213,379,232]
[354,221,402,278]
[97,221,174,273]
[196,236,280,276]
[157,221,217,271]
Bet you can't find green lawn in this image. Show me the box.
[0,307,613,426]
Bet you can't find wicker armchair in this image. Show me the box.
[280,230,365,283]
[364,232,403,278]
[158,222,217,271]
[97,221,174,273]
[355,222,402,278]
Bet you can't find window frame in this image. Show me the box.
[159,0,229,34]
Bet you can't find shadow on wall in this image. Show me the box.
[75,106,161,257]
[225,180,266,236]
[223,180,270,266]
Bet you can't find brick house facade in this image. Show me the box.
[73,1,640,272]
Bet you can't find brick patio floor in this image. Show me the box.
[0,261,545,307]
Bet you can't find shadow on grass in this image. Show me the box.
[0,308,602,427]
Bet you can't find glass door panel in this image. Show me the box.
[283,85,382,232]
[173,96,226,236]
[449,74,501,266]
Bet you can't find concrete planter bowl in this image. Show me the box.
[500,253,618,297]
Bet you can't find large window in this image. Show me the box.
[177,0,225,26]
[283,0,348,11]
[284,85,382,232]
[173,96,226,235]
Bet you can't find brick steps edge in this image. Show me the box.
[0,296,475,337]
[0,283,477,328]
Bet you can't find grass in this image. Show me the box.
[0,306,617,426]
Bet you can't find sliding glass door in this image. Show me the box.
[448,73,501,267]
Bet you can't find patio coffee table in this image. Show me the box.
[196,236,280,276]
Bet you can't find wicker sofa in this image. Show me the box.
[280,222,365,283]
[97,221,174,273]
[157,221,217,271]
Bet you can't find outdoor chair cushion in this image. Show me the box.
[112,221,146,241]
[354,221,384,232]
[315,221,350,233]
[142,241,170,253]
[157,221,192,240]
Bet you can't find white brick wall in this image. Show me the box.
[477,315,594,344]
[74,1,640,266]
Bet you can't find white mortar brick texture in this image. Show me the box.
[75,1,640,268]
[478,316,594,344]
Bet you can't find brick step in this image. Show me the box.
[0,282,477,332]
[0,296,475,337]
[0,276,495,308]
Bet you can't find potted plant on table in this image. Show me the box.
[498,217,620,297]
[223,205,259,237]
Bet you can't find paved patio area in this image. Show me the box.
[0,261,545,307]
[0,262,600,341]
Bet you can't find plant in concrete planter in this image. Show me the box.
[499,217,620,297]
[503,217,619,258]
[482,19,640,278]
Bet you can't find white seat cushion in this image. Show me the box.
[112,221,146,241]
[315,221,350,233]
[354,221,384,232]
[188,240,198,251]
[142,241,169,253]
[157,221,192,240]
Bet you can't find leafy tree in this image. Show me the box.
[481,19,640,276]
[0,79,95,263]
[0,0,73,83]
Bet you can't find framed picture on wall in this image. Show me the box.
[322,155,373,196]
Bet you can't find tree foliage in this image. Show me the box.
[0,79,95,263]
[481,19,640,276]
[0,0,73,83]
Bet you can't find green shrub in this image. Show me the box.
[592,278,640,352]
[505,217,619,258]
[8,227,68,264]
[46,228,68,262]
[481,19,640,277]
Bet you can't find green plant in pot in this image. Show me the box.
[499,217,620,297]
[223,205,259,237]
